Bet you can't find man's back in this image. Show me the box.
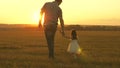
[39,0,64,59]
[41,1,62,24]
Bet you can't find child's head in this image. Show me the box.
[71,29,77,40]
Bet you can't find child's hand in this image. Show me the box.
[64,35,70,39]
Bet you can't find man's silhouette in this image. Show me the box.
[39,0,65,59]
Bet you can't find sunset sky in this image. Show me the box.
[0,0,120,26]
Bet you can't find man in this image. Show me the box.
[39,0,65,59]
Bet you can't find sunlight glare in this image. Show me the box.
[78,48,82,54]
[41,13,45,26]
[33,12,39,24]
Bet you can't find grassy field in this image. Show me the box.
[0,29,120,68]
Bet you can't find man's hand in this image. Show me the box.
[38,21,42,29]
[60,30,65,36]
[62,31,65,36]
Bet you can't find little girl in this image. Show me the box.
[62,29,81,58]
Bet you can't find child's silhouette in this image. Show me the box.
[62,29,81,58]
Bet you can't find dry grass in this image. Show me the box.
[0,29,120,68]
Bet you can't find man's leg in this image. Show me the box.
[50,31,56,58]
[44,27,56,58]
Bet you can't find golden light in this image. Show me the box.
[1,0,120,25]
[32,10,45,27]
[77,48,82,54]
[40,13,45,26]
[33,12,39,24]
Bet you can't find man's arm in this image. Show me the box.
[58,8,65,36]
[38,11,43,28]
[59,17,65,36]
[39,3,46,28]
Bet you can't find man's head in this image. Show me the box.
[55,0,62,5]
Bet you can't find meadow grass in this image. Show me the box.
[0,29,120,68]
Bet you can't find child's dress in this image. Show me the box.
[67,39,81,54]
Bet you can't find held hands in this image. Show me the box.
[59,30,65,36]
[61,31,65,36]
[59,30,71,39]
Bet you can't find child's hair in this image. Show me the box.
[71,29,77,40]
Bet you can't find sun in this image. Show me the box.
[32,11,44,25]
[33,12,40,24]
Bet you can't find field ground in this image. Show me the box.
[0,29,120,68]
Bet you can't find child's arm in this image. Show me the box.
[59,30,71,39]
[63,35,71,39]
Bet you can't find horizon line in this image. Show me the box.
[0,23,120,27]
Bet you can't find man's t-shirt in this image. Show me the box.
[41,1,62,25]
